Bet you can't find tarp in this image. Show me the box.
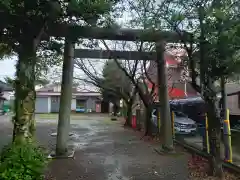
[145,80,188,99]
[168,88,186,98]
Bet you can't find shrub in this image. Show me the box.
[0,142,48,180]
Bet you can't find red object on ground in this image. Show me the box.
[132,115,137,129]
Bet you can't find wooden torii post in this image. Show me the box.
[46,23,192,156]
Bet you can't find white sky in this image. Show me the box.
[0,56,17,81]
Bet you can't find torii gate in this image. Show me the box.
[46,23,192,157]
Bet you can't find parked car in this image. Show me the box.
[170,97,206,125]
[173,111,197,135]
[151,109,197,135]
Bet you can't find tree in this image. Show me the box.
[74,57,137,126]
[0,43,13,59]
[0,0,119,143]
[0,86,3,98]
[98,0,158,134]
[0,0,62,143]
[101,0,176,139]
[101,39,158,135]
[154,0,240,177]
[102,59,136,125]
[3,77,15,86]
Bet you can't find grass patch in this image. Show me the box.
[36,114,58,119]
[35,113,110,120]
[102,118,116,124]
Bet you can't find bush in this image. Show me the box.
[0,142,48,180]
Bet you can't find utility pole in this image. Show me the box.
[221,77,232,163]
[55,37,75,157]
[156,41,174,151]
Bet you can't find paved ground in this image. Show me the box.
[0,114,188,180]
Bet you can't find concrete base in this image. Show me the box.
[111,117,117,121]
[154,147,182,156]
[47,149,75,159]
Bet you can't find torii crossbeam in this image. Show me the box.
[47,23,192,42]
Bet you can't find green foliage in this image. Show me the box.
[157,0,240,81]
[102,60,128,87]
[4,75,49,89]
[0,142,48,180]
[0,43,13,59]
[0,0,119,50]
[68,0,118,24]
[101,60,132,102]
[3,76,14,86]
[36,43,63,82]
[0,0,120,83]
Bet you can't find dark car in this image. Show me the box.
[170,97,206,125]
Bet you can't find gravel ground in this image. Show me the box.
[0,114,189,180]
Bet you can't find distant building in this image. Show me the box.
[35,83,102,113]
[0,80,14,99]
[224,83,240,116]
[0,80,14,105]
[145,52,197,100]
[0,80,14,113]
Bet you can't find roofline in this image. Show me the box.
[36,90,99,93]
[227,91,240,96]
[36,91,101,96]
[3,89,14,92]
[0,97,7,100]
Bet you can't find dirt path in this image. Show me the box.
[44,119,189,180]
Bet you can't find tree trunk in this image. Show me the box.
[56,38,75,156]
[124,100,133,127]
[113,103,118,116]
[144,106,152,136]
[207,97,223,178]
[13,40,37,144]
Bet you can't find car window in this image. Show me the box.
[174,111,187,118]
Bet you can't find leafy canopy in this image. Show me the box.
[0,0,119,85]
[157,0,240,80]
[101,60,132,102]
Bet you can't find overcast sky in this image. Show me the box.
[0,56,17,81]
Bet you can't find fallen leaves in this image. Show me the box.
[125,124,240,179]
[188,154,239,180]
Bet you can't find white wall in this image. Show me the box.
[47,97,51,113]
[35,97,49,113]
[2,91,14,100]
[71,98,76,111]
